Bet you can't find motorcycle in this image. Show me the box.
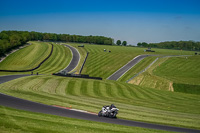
[98,105,119,118]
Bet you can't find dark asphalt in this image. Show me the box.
[62,44,80,73]
[107,55,149,80]
[0,74,30,84]
[0,75,200,132]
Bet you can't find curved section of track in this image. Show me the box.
[0,75,200,133]
[61,44,80,73]
[107,55,150,80]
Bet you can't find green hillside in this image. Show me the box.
[66,43,194,79]
[153,56,200,85]
[0,41,51,70]
[0,42,72,75]
[0,42,199,132]
[128,56,200,93]
[0,75,199,129]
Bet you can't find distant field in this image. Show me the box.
[0,75,199,129]
[0,106,171,133]
[0,42,72,75]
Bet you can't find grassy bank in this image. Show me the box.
[0,75,199,129]
[0,42,72,75]
[0,106,172,133]
[0,41,51,70]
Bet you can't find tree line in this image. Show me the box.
[116,40,127,46]
[0,30,114,56]
[137,41,200,51]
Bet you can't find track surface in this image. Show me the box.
[0,75,200,133]
[62,44,80,73]
[107,55,150,80]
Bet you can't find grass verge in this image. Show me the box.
[0,106,172,133]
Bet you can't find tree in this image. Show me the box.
[116,40,121,45]
[141,42,148,47]
[122,41,127,46]
[137,42,142,47]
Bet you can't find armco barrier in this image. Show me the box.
[53,73,102,80]
[79,52,89,74]
[0,44,54,72]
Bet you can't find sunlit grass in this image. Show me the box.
[0,75,199,129]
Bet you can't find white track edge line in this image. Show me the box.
[107,55,141,79]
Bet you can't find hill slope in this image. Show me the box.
[0,75,199,129]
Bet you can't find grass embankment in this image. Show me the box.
[0,41,51,70]
[129,56,200,92]
[81,45,143,79]
[153,56,200,85]
[128,57,173,91]
[69,44,194,79]
[0,42,72,75]
[0,75,199,129]
[0,106,171,133]
[118,56,157,82]
[153,56,200,94]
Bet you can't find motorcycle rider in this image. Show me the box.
[102,104,116,116]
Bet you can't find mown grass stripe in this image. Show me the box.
[80,80,88,96]
[66,80,76,96]
[93,81,102,97]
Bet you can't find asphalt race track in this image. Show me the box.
[107,55,150,80]
[0,74,30,84]
[62,44,80,73]
[0,75,200,133]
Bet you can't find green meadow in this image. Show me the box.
[0,41,199,132]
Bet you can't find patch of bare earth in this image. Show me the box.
[169,82,174,92]
[128,74,144,85]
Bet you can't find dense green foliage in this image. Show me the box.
[116,40,121,45]
[137,41,200,51]
[0,30,114,57]
[0,75,199,129]
[173,83,200,95]
[122,41,127,46]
